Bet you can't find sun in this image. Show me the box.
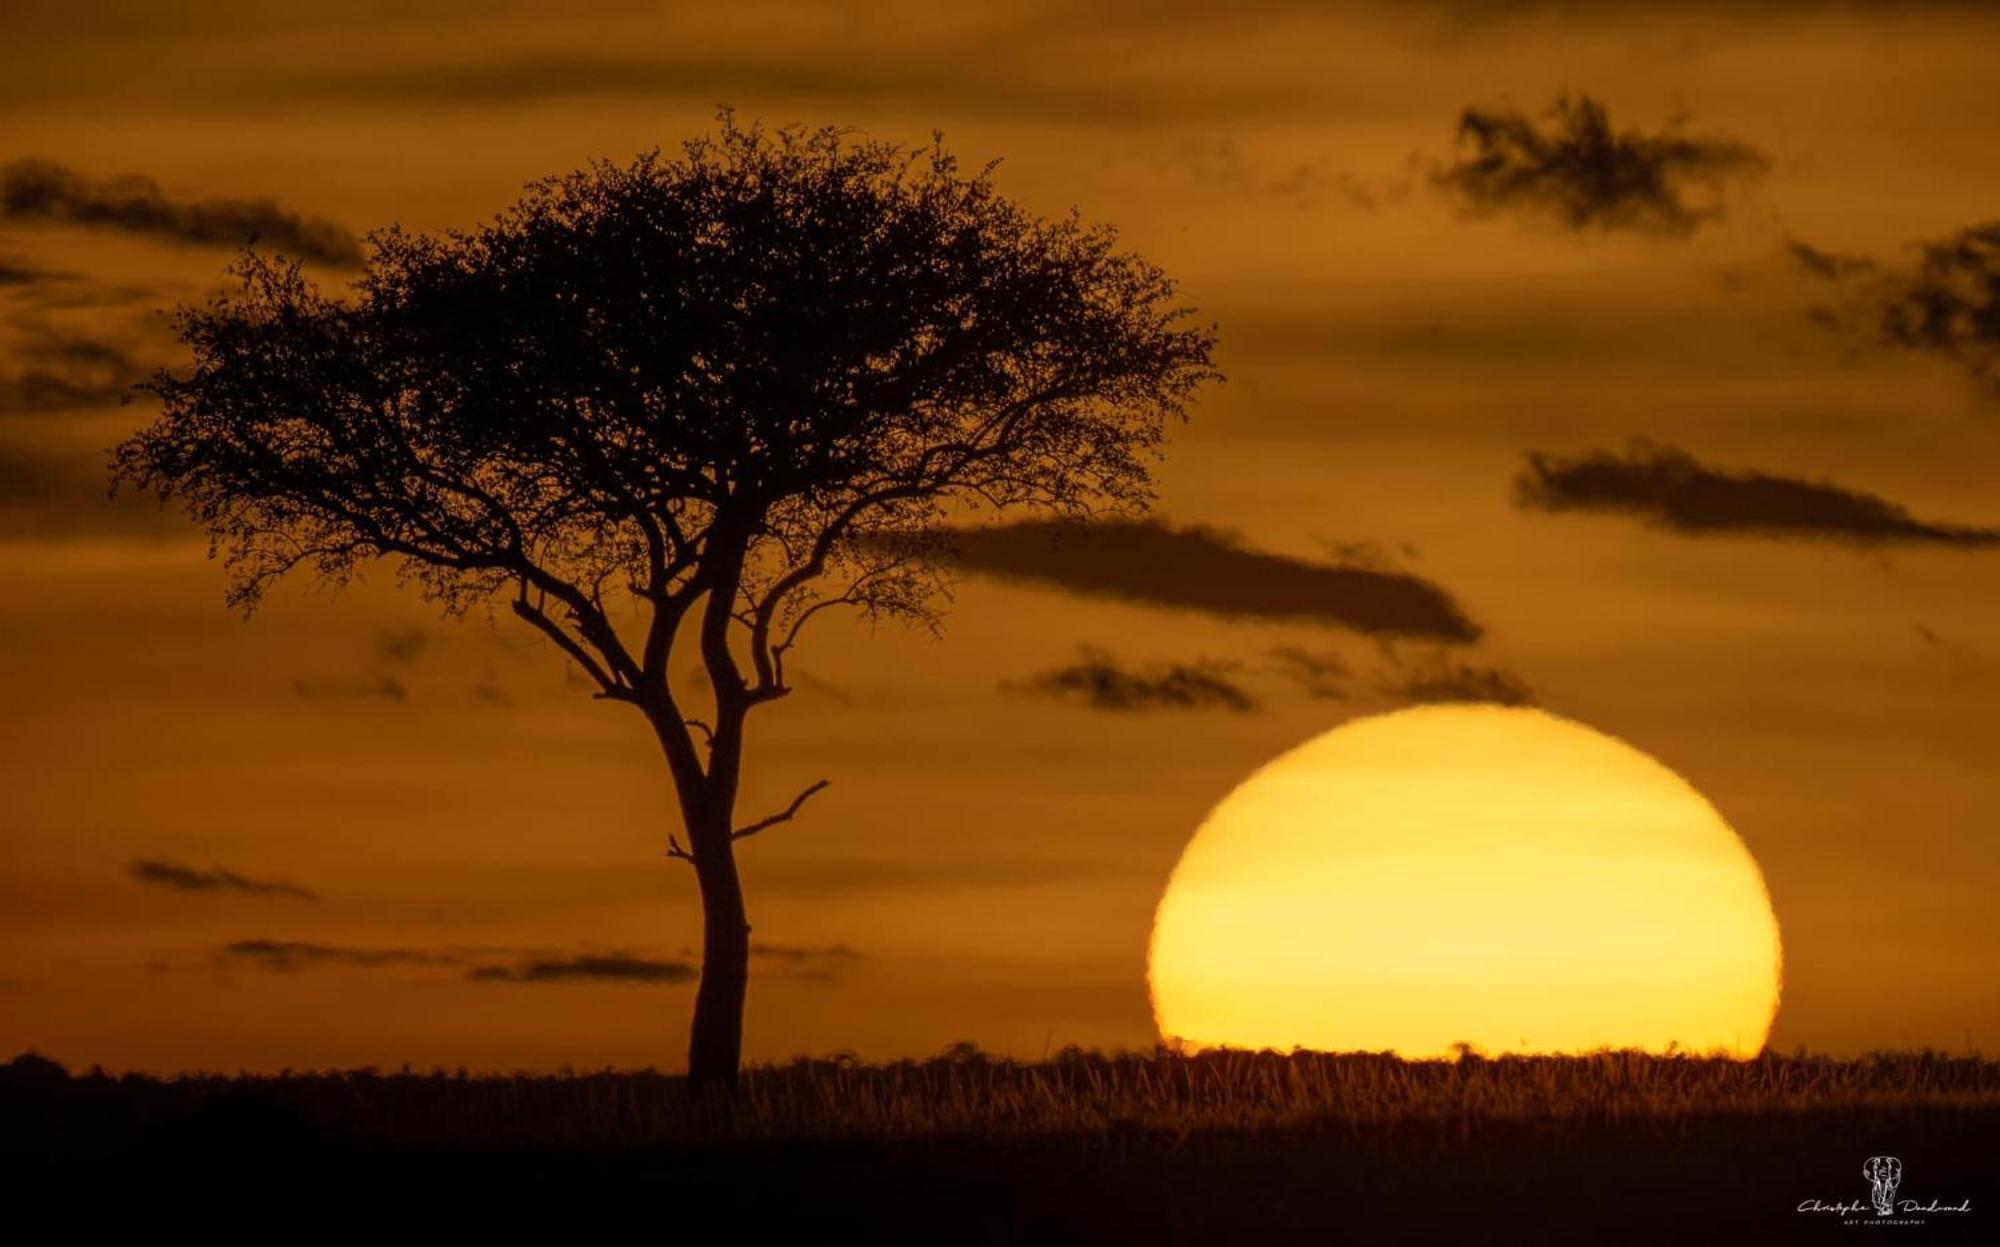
[1147,705,1782,1058]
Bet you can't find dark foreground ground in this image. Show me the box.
[2,1048,1992,1244]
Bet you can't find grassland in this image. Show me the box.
[5,1047,1994,1243]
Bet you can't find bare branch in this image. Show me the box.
[731,778,831,841]
[510,591,627,699]
[666,834,696,866]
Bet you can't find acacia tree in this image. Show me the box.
[113,119,1218,1093]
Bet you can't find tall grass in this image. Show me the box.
[12,1047,1995,1151]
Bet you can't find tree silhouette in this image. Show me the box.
[112,117,1218,1093]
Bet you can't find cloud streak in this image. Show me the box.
[1376,648,1535,707]
[0,318,148,414]
[1014,647,1259,713]
[1269,643,1534,708]
[1516,444,2000,546]
[1435,95,1765,235]
[0,443,188,539]
[750,942,863,983]
[222,939,453,970]
[220,940,707,985]
[130,859,319,901]
[931,519,1481,641]
[0,158,362,267]
[466,953,697,984]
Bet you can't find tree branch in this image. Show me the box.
[731,778,831,841]
[511,590,627,699]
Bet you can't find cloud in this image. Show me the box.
[1269,642,1533,707]
[1879,220,2000,393]
[0,259,76,287]
[471,680,515,707]
[0,158,362,267]
[0,265,163,313]
[930,519,1481,641]
[1435,95,1766,235]
[374,628,433,665]
[1516,443,2000,546]
[1172,136,1405,211]
[0,442,188,539]
[1788,221,2000,395]
[1786,238,1876,281]
[222,939,457,970]
[1014,646,1258,713]
[220,939,706,985]
[1376,647,1535,707]
[750,942,862,983]
[0,318,147,414]
[291,674,409,703]
[129,859,319,901]
[1268,645,1352,699]
[466,953,697,984]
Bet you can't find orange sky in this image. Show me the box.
[3,0,1997,1072]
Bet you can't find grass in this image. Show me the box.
[5,1047,1995,1243]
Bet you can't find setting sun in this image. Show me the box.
[1149,705,1783,1058]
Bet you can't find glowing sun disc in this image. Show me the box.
[1147,705,1782,1058]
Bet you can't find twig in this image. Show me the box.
[732,779,831,841]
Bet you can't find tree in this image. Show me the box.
[112,118,1219,1094]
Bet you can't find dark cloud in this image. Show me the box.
[1435,95,1766,235]
[467,953,697,984]
[1269,642,1533,707]
[222,938,705,984]
[129,859,319,901]
[0,259,77,287]
[0,318,147,414]
[1787,221,2000,394]
[1880,220,2000,393]
[1015,646,1258,713]
[0,158,362,268]
[1516,443,2000,546]
[931,519,1481,641]
[222,939,458,970]
[1786,238,1876,281]
[1376,647,1535,707]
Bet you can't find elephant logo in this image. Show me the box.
[1862,1156,1903,1217]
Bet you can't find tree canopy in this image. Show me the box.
[115,121,1218,725]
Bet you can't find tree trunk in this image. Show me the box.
[686,837,751,1097]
